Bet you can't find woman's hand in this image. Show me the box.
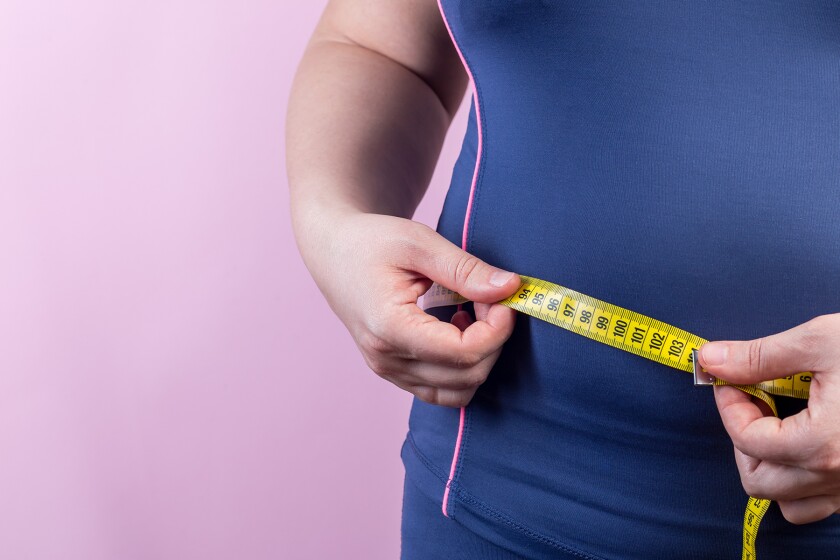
[699,314,840,524]
[303,211,521,407]
[287,1,503,407]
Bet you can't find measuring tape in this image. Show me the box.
[422,274,811,560]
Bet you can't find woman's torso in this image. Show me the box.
[403,2,840,558]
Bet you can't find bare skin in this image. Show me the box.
[287,0,840,524]
[700,318,840,524]
[286,0,521,408]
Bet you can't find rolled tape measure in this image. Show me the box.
[422,274,811,560]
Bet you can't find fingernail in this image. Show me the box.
[489,270,516,287]
[701,342,728,366]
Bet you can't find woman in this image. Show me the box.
[287,1,840,558]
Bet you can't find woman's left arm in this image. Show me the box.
[698,314,840,525]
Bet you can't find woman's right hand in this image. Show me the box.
[301,211,522,407]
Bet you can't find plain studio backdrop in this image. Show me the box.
[0,1,469,558]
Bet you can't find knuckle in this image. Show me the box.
[778,503,806,525]
[362,351,386,376]
[465,368,489,387]
[360,328,393,357]
[453,254,481,286]
[455,350,483,370]
[738,472,762,498]
[809,449,840,473]
[358,333,396,376]
[747,338,764,376]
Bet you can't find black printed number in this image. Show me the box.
[649,332,665,351]
[668,339,685,358]
[612,319,628,338]
[631,326,646,345]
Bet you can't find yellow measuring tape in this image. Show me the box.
[422,275,811,560]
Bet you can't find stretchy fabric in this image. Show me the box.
[402,475,537,560]
[401,2,840,559]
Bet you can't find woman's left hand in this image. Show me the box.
[698,314,840,525]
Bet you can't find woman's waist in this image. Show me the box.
[460,183,840,340]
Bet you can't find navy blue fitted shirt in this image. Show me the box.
[401,2,840,559]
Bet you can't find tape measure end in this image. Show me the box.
[692,349,716,386]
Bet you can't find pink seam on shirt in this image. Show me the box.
[437,0,483,519]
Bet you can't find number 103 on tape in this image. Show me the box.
[421,274,812,560]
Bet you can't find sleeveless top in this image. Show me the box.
[401,2,840,558]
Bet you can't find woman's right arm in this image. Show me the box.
[286,0,521,407]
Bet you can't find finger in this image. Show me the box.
[412,385,478,408]
[387,378,476,408]
[370,325,495,402]
[698,318,829,385]
[733,448,836,501]
[473,301,517,324]
[451,309,474,332]
[777,495,840,525]
[474,301,492,322]
[714,384,811,465]
[384,300,517,366]
[474,300,517,330]
[409,228,522,303]
[398,346,503,390]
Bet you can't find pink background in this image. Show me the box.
[0,1,468,558]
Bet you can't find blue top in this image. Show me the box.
[402,2,840,559]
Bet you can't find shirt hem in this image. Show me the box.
[401,432,608,560]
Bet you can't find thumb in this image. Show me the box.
[413,229,521,303]
[698,322,820,385]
